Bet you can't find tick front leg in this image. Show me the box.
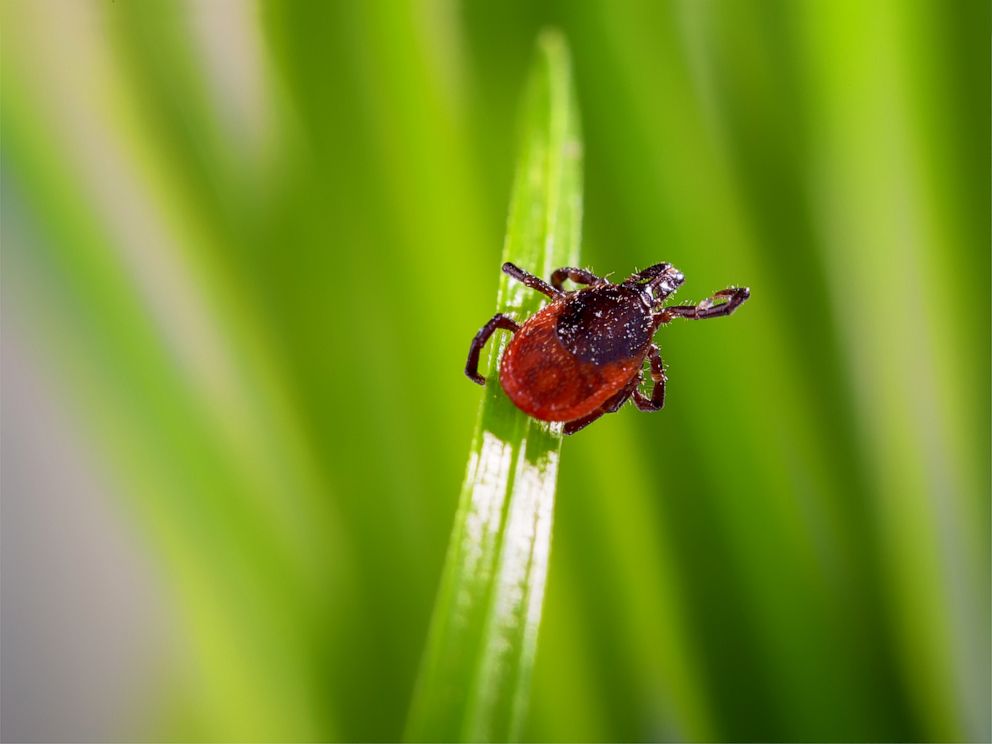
[465,313,520,385]
[633,344,666,411]
[662,287,750,320]
[503,262,560,298]
[550,266,606,291]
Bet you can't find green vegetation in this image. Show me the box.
[2,1,988,742]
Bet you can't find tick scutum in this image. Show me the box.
[556,285,652,364]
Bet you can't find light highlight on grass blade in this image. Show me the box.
[405,30,581,742]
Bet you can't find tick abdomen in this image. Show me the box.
[499,299,642,422]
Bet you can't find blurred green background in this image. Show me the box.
[2,1,988,741]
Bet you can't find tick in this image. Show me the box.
[465,262,750,434]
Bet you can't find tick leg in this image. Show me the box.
[563,408,607,435]
[503,262,560,298]
[662,287,750,320]
[563,383,637,435]
[633,344,666,411]
[465,313,520,385]
[550,267,606,291]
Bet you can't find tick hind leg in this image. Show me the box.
[633,344,666,411]
[662,286,750,321]
[563,409,606,436]
[465,313,520,385]
[563,378,639,435]
[550,266,606,292]
[503,262,559,298]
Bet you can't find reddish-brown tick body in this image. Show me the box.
[465,262,749,435]
[500,285,649,422]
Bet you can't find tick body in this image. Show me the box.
[465,262,750,434]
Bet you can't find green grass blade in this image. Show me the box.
[405,29,581,743]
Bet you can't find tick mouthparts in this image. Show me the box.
[646,267,684,296]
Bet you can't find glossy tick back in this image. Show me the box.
[465,261,750,434]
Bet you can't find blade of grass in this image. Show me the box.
[405,29,581,743]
